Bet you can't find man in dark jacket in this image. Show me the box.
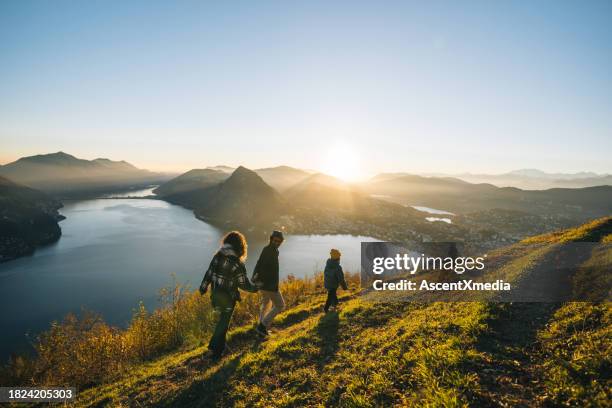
[252,230,285,336]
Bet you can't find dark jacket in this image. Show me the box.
[324,258,347,290]
[252,244,280,291]
[200,244,257,302]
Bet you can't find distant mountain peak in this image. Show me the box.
[164,165,284,228]
[205,165,235,173]
[507,169,547,177]
[230,166,256,177]
[226,166,269,186]
[256,165,302,172]
[507,168,602,180]
[93,158,137,170]
[0,152,163,194]
[20,151,79,161]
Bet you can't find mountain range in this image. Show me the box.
[0,152,169,196]
[364,173,612,220]
[2,151,611,244]
[161,166,285,230]
[419,169,612,190]
[156,166,439,240]
[154,163,612,237]
[153,169,230,197]
[154,165,312,197]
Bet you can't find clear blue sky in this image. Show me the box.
[1,0,611,177]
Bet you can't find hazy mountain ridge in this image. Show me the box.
[205,165,235,173]
[419,169,612,189]
[153,169,229,197]
[0,152,169,196]
[254,165,312,191]
[156,165,312,196]
[157,166,449,244]
[287,172,351,192]
[162,166,285,231]
[157,164,611,251]
[0,176,63,262]
[506,168,602,179]
[365,173,612,220]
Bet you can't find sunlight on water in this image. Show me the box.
[425,217,453,224]
[411,206,455,215]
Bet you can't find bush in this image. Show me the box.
[0,271,359,389]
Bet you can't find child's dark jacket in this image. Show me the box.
[324,258,347,290]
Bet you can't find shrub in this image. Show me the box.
[1,271,359,389]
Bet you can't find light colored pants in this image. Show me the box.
[259,290,285,328]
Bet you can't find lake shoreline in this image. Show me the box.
[0,194,375,359]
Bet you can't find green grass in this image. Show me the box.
[10,217,612,407]
[76,299,493,407]
[521,216,612,244]
[538,302,611,407]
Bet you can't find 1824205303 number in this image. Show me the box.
[1,387,76,402]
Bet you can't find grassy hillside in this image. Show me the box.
[5,217,610,407]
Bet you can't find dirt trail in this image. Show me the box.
[76,227,607,407]
[502,241,596,302]
[474,241,595,407]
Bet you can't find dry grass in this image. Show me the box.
[0,271,359,389]
[2,218,611,407]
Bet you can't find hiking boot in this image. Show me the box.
[204,349,223,362]
[255,322,269,337]
[205,344,232,361]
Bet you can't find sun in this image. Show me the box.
[320,143,363,182]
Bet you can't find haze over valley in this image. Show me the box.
[1,151,611,266]
[1,150,610,360]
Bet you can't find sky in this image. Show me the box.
[1,0,611,179]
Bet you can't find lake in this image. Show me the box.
[0,197,375,359]
[411,206,455,216]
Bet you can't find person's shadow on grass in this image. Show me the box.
[153,353,243,408]
[316,311,340,368]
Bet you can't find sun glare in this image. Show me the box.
[320,143,363,182]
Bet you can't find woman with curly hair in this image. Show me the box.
[199,231,258,360]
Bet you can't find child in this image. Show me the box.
[323,249,348,312]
